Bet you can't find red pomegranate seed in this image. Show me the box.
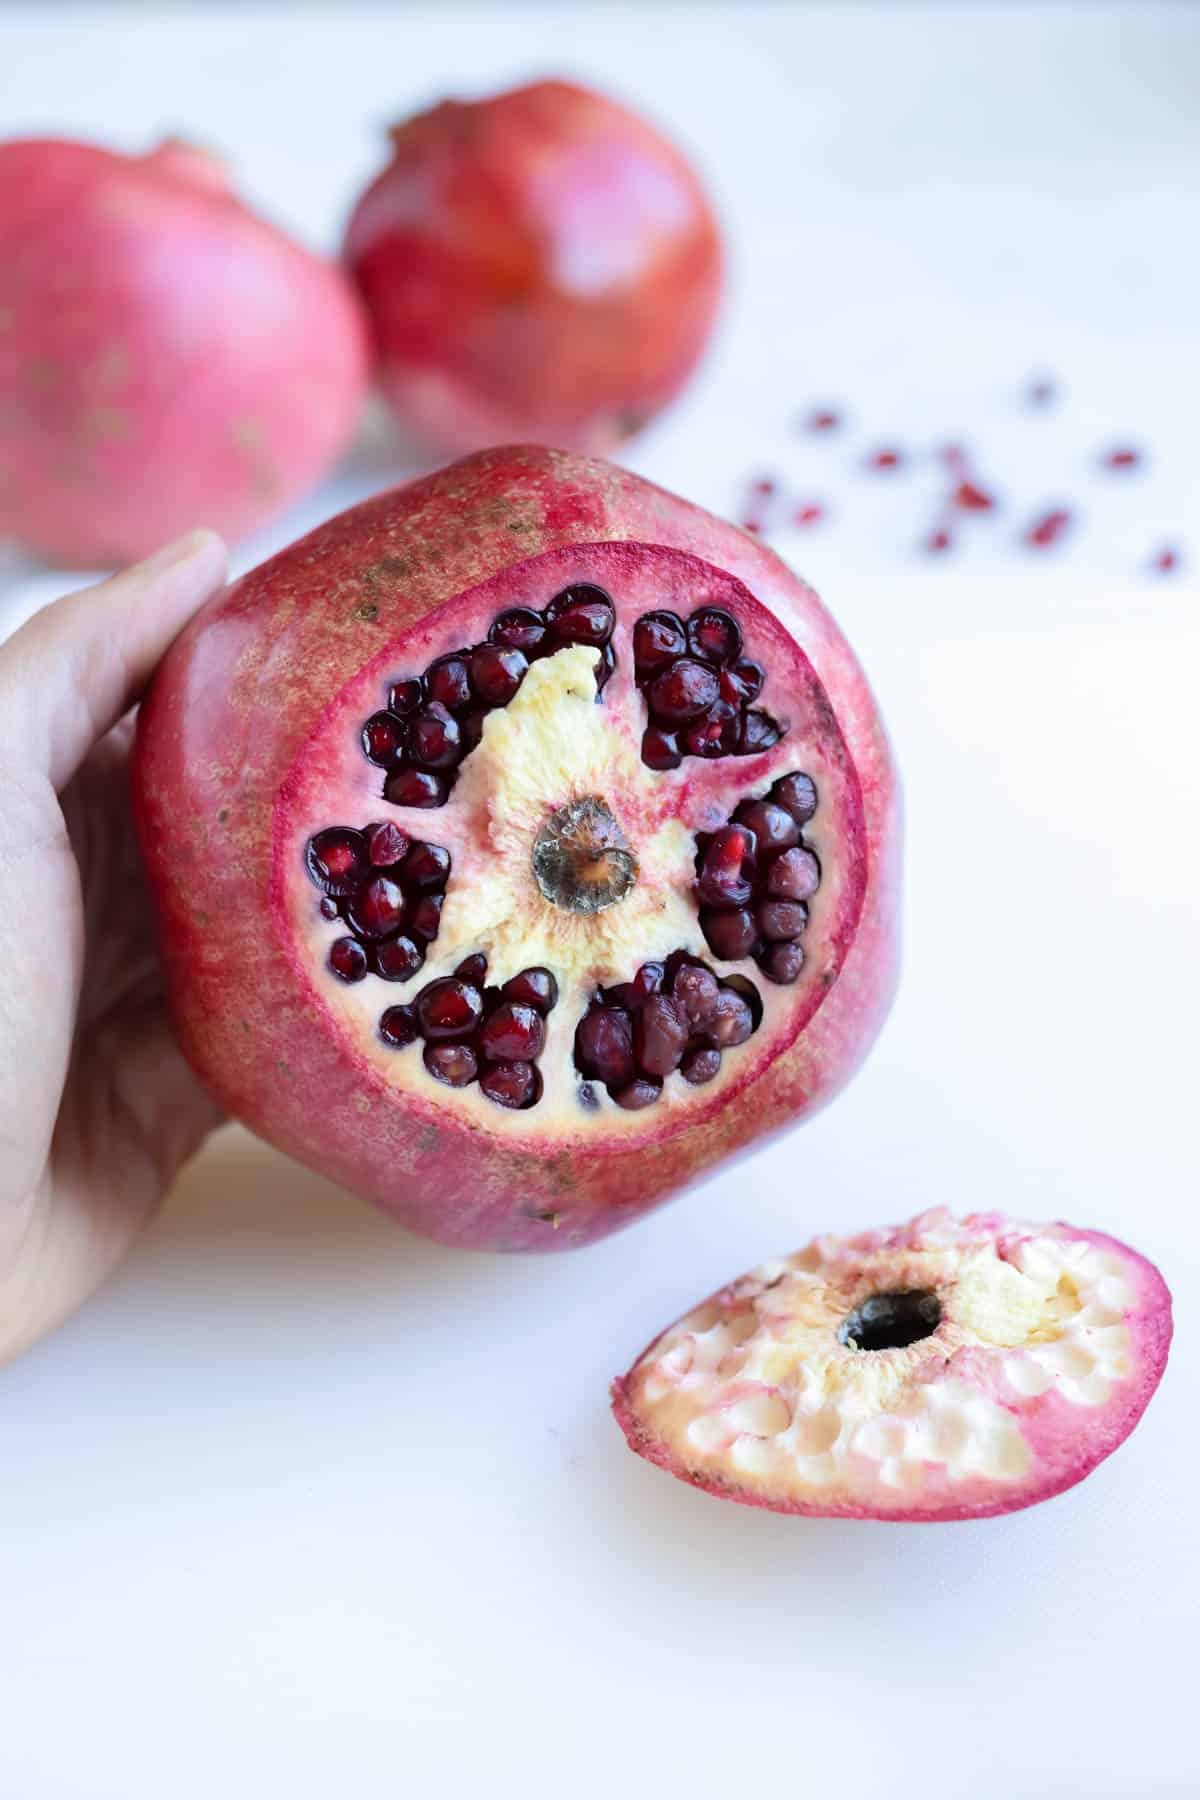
[684,708,738,759]
[803,408,841,433]
[480,1002,545,1062]
[329,937,368,983]
[366,821,409,867]
[635,995,687,1077]
[706,989,753,1048]
[384,767,446,808]
[489,607,547,654]
[424,1042,478,1087]
[633,611,687,674]
[1150,545,1181,574]
[612,1078,662,1110]
[938,444,968,471]
[700,907,759,962]
[426,654,472,712]
[641,725,682,771]
[409,701,462,769]
[697,826,756,908]
[734,800,798,853]
[737,710,781,755]
[469,643,528,706]
[772,772,817,823]
[388,678,423,715]
[648,658,720,724]
[379,1004,419,1048]
[361,710,407,766]
[680,1046,721,1085]
[502,967,558,1012]
[630,961,665,1001]
[346,875,406,940]
[319,895,339,920]
[766,845,820,901]
[758,898,810,942]
[1025,508,1072,550]
[1102,446,1141,471]
[375,935,424,982]
[548,590,615,647]
[407,894,444,940]
[924,526,954,554]
[760,940,805,984]
[721,659,764,704]
[306,827,368,896]
[671,962,720,1029]
[417,978,483,1040]
[575,1007,634,1086]
[741,518,763,536]
[687,608,742,666]
[454,953,489,988]
[952,480,995,512]
[793,503,825,529]
[479,1060,540,1109]
[402,841,451,890]
[865,447,904,471]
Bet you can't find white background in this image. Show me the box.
[2,6,1199,1798]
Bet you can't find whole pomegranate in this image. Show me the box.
[134,447,899,1252]
[0,137,369,567]
[343,80,723,457]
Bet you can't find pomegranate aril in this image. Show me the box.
[633,610,687,674]
[426,654,472,712]
[641,725,682,771]
[402,841,451,890]
[686,607,741,666]
[365,820,409,867]
[758,898,809,941]
[424,1042,478,1087]
[481,1002,545,1062]
[804,408,841,432]
[375,935,424,982]
[701,906,759,962]
[866,447,903,471]
[706,989,753,1048]
[612,1078,662,1111]
[408,893,444,940]
[680,1045,721,1085]
[319,895,339,920]
[1151,545,1180,574]
[361,710,406,765]
[629,961,665,1002]
[470,643,527,706]
[417,978,483,1040]
[454,953,489,987]
[306,827,368,897]
[767,845,820,901]
[737,710,781,755]
[771,771,818,824]
[379,1003,419,1048]
[684,708,737,758]
[924,527,953,554]
[460,709,487,753]
[409,701,462,768]
[329,937,368,983]
[648,656,719,724]
[345,875,406,940]
[938,444,968,471]
[547,585,615,646]
[489,607,547,654]
[1102,446,1141,471]
[384,767,446,808]
[635,994,687,1077]
[953,480,995,512]
[1025,508,1072,550]
[734,800,798,853]
[595,641,617,693]
[388,678,423,716]
[575,1006,635,1086]
[502,967,558,1012]
[671,961,721,1029]
[479,1060,540,1110]
[696,825,756,908]
[794,503,825,529]
[760,939,805,984]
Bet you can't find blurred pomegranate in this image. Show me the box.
[343,80,723,458]
[0,136,369,567]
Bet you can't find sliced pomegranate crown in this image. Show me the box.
[291,540,867,1126]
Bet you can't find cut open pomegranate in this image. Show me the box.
[135,447,899,1251]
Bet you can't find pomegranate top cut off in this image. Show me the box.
[135,447,899,1252]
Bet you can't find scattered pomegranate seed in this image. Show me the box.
[1150,545,1181,574]
[793,502,825,528]
[937,444,968,471]
[803,408,841,432]
[741,517,763,535]
[1027,377,1057,408]
[952,479,995,512]
[924,527,954,554]
[1025,508,1073,550]
[751,475,777,498]
[1101,446,1141,471]
[865,447,904,472]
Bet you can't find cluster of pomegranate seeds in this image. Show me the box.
[694,771,819,984]
[306,823,451,982]
[574,951,760,1108]
[380,953,559,1109]
[633,604,783,769]
[360,585,617,809]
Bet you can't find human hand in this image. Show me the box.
[0,531,228,1362]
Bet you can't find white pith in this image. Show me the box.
[626,1211,1137,1502]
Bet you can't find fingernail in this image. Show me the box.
[136,527,227,577]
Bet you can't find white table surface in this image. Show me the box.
[2,7,1198,1798]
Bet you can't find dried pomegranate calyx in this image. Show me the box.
[531,795,638,914]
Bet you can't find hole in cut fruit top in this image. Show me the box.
[839,1289,942,1352]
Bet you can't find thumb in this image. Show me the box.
[0,530,227,791]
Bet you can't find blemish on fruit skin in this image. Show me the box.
[355,602,379,622]
[217,808,229,823]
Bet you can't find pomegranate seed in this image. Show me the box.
[648,657,719,724]
[635,995,687,1077]
[741,518,763,535]
[1151,545,1181,574]
[737,710,781,756]
[408,894,444,940]
[758,898,810,942]
[319,895,340,920]
[329,937,368,983]
[724,659,764,703]
[384,768,446,808]
[686,607,742,667]
[1102,446,1141,471]
[502,967,558,1012]
[697,826,756,908]
[424,1042,478,1087]
[547,585,615,646]
[454,953,489,988]
[793,503,824,528]
[633,611,687,674]
[346,875,406,940]
[366,821,409,867]
[771,771,817,823]
[426,654,472,712]
[938,444,968,471]
[701,907,759,962]
[402,841,451,890]
[417,978,483,1040]
[734,800,798,853]
[865,447,904,471]
[671,962,721,1029]
[804,408,841,432]
[760,940,805,984]
[680,1046,721,1085]
[361,710,407,765]
[480,1060,540,1109]
[612,1078,662,1110]
[480,1002,545,1062]
[409,701,462,769]
[379,1004,419,1047]
[306,827,368,897]
[952,480,995,512]
[388,678,423,715]
[629,961,665,1001]
[684,709,738,758]
[641,725,682,771]
[1027,377,1057,408]
[706,989,753,1048]
[751,476,777,498]
[1025,508,1072,550]
[460,709,487,754]
[924,526,954,554]
[375,935,424,982]
[575,1007,634,1086]
[766,845,820,901]
[469,643,527,706]
[595,642,617,693]
[490,607,547,654]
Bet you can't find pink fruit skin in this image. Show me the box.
[134,446,900,1252]
[612,1217,1173,1520]
[0,138,370,567]
[343,80,723,457]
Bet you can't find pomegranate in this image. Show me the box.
[343,80,722,458]
[134,446,898,1252]
[0,136,369,568]
[613,1209,1172,1520]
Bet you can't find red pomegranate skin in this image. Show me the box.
[134,447,900,1252]
[343,81,723,457]
[0,138,370,567]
